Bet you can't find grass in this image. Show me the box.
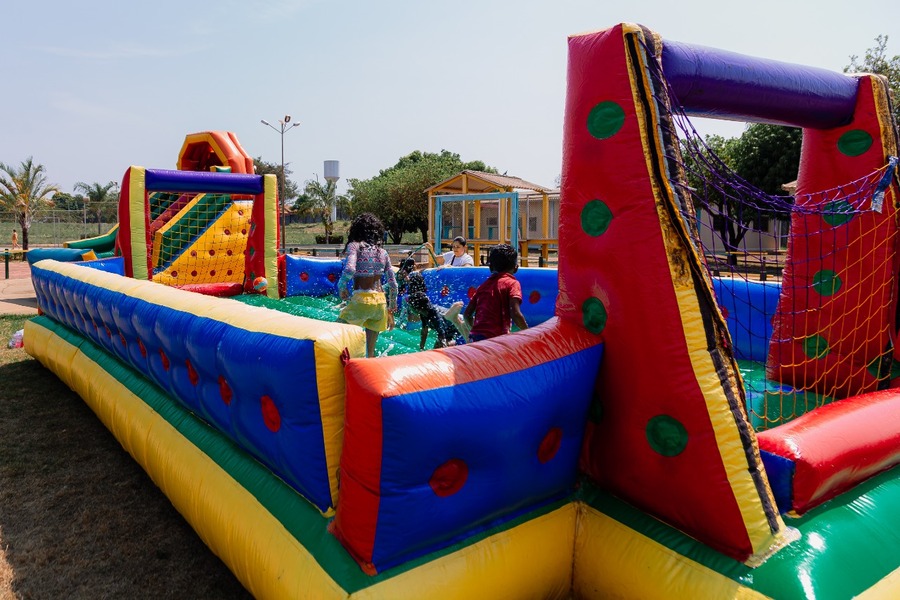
[0,315,252,599]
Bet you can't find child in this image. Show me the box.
[336,213,398,357]
[406,272,469,350]
[463,244,528,342]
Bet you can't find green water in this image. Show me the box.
[738,359,833,431]
[233,294,442,356]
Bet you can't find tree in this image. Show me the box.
[253,157,300,219]
[74,181,119,235]
[293,176,349,241]
[0,157,59,250]
[728,123,802,197]
[51,192,85,213]
[681,124,800,264]
[348,150,497,243]
[845,34,900,122]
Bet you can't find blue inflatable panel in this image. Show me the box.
[713,277,781,362]
[285,257,559,327]
[285,255,343,297]
[27,248,90,265]
[81,256,126,275]
[31,263,339,512]
[421,267,558,326]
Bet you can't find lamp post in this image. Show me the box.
[260,115,300,252]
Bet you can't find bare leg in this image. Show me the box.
[443,301,470,340]
[365,328,379,358]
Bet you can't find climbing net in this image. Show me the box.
[148,190,254,288]
[644,45,900,430]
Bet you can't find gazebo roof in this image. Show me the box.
[426,170,552,195]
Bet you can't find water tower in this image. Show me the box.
[324,160,340,222]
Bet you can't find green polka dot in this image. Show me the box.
[802,335,830,360]
[822,200,855,227]
[581,200,613,236]
[837,129,873,157]
[646,415,688,457]
[582,297,608,334]
[867,355,900,381]
[812,270,841,296]
[587,101,625,139]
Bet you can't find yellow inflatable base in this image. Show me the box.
[24,318,577,599]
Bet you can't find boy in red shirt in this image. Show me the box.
[464,244,528,341]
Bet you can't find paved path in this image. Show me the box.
[0,259,37,316]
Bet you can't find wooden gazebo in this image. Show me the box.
[426,170,559,266]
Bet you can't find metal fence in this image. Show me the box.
[1,206,118,248]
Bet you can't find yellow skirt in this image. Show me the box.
[339,290,389,331]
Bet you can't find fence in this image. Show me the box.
[1,206,117,248]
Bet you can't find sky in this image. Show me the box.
[2,0,898,196]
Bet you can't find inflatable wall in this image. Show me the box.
[23,22,900,600]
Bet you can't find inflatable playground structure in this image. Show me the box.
[21,23,900,599]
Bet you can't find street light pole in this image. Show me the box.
[260,115,300,253]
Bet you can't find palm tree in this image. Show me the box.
[74,180,119,235]
[295,176,348,242]
[0,157,59,250]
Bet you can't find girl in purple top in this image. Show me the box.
[337,213,398,357]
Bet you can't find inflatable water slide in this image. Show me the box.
[23,23,900,599]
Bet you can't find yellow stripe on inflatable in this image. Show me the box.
[263,173,279,299]
[857,565,900,600]
[574,505,771,599]
[25,317,578,599]
[315,334,352,515]
[35,260,364,346]
[354,503,576,600]
[23,319,346,600]
[621,23,786,561]
[128,166,149,280]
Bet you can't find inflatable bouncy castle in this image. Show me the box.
[23,23,900,599]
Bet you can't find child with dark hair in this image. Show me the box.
[396,257,417,294]
[405,272,469,350]
[463,244,528,342]
[337,213,398,357]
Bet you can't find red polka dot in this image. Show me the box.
[209,249,216,256]
[467,286,476,299]
[190,250,197,257]
[227,270,233,276]
[327,273,336,282]
[429,459,468,497]
[171,271,178,278]
[261,395,281,432]
[210,270,216,277]
[300,272,309,281]
[186,359,199,386]
[537,427,563,464]
[224,229,231,235]
[238,209,244,216]
[218,376,232,405]
[440,285,450,297]
[529,290,541,304]
[191,270,198,277]
[226,249,233,256]
[159,349,170,371]
[241,229,247,235]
